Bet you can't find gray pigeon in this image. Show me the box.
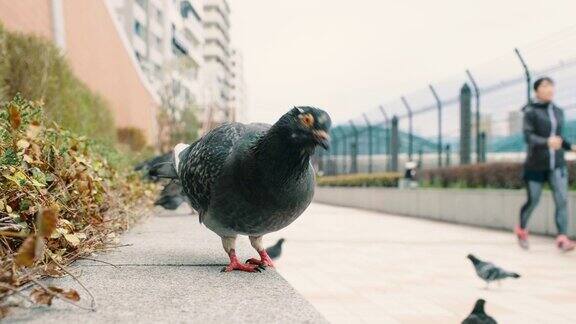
[135,152,172,182]
[151,106,331,272]
[154,180,188,210]
[467,254,520,288]
[462,299,497,324]
[265,238,285,260]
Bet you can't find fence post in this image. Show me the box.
[445,144,451,166]
[429,84,443,167]
[418,148,423,169]
[340,127,348,173]
[460,83,472,165]
[466,69,482,164]
[378,105,391,171]
[316,149,324,174]
[349,120,359,174]
[401,96,413,160]
[362,113,373,173]
[391,115,399,172]
[480,131,487,163]
[514,48,532,104]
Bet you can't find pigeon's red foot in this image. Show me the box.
[246,249,275,268]
[221,249,262,273]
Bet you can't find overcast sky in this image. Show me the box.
[228,0,576,125]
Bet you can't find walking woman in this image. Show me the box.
[515,77,576,251]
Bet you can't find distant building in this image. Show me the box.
[508,110,523,135]
[0,0,160,145]
[113,0,204,111]
[114,0,244,132]
[201,0,233,130]
[472,113,493,140]
[230,48,247,123]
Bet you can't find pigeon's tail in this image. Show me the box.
[149,161,178,179]
[173,143,190,175]
[508,272,521,279]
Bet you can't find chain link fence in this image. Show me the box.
[319,26,576,176]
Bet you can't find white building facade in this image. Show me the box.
[230,48,247,123]
[201,0,234,129]
[114,0,246,131]
[114,0,204,110]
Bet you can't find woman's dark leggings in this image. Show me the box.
[519,167,568,235]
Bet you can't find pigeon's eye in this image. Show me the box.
[298,113,314,128]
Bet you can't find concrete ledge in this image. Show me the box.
[7,207,327,323]
[314,187,576,236]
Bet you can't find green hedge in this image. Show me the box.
[0,24,115,144]
[317,172,401,187]
[421,161,576,190]
[318,162,576,190]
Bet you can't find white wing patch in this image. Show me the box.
[174,143,190,175]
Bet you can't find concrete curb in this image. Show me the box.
[314,187,576,236]
[6,207,327,324]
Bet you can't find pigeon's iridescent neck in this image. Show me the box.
[253,124,312,182]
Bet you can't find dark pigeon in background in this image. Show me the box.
[467,254,520,288]
[265,238,285,260]
[462,299,497,324]
[150,106,331,272]
[135,152,172,182]
[154,180,188,210]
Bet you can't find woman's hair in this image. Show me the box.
[533,77,554,91]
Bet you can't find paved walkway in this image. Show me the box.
[267,203,576,324]
[7,207,326,323]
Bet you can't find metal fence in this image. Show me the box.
[319,26,576,176]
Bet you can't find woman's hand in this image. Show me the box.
[548,136,563,150]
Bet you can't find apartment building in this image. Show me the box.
[0,0,160,144]
[114,0,204,110]
[230,48,247,123]
[201,0,233,128]
[114,0,246,131]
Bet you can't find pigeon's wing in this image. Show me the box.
[478,263,500,281]
[179,123,246,221]
[461,314,482,324]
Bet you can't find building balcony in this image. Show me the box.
[204,25,229,47]
[183,16,204,46]
[203,9,229,36]
[204,42,228,60]
[133,34,147,57]
[204,0,230,16]
[133,2,147,23]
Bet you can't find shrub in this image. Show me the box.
[420,162,576,189]
[0,96,157,311]
[317,172,401,187]
[0,24,116,144]
[117,127,147,151]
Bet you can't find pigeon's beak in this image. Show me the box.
[312,130,330,150]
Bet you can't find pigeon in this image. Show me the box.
[154,180,188,210]
[265,238,285,260]
[467,254,520,288]
[135,152,172,182]
[462,299,497,324]
[150,106,331,272]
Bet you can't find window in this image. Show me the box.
[154,64,162,77]
[154,35,162,50]
[134,21,146,39]
[155,8,163,24]
[136,0,147,9]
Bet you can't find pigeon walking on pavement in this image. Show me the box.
[467,254,520,288]
[150,106,331,272]
[135,152,172,182]
[462,299,497,324]
[154,180,188,210]
[265,238,285,260]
